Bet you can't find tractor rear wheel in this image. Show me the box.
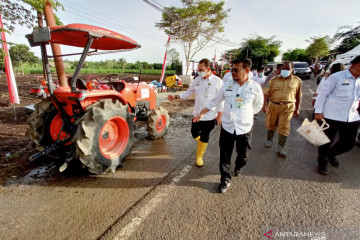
[73,99,134,174]
[26,99,57,151]
[146,106,170,140]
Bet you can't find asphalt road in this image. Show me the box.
[1,76,360,240]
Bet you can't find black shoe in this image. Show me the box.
[328,157,339,167]
[234,169,241,176]
[218,181,231,193]
[317,164,329,175]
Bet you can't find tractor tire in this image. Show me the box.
[26,99,57,151]
[146,106,170,140]
[73,99,134,174]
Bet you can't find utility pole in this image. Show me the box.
[43,1,67,87]
[246,45,249,58]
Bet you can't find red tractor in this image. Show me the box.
[26,24,169,174]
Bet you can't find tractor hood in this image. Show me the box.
[49,24,141,50]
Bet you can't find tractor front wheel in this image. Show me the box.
[73,99,134,174]
[146,106,170,140]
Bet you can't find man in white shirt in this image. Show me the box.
[168,58,224,167]
[314,55,360,175]
[252,67,266,86]
[194,58,264,193]
[223,69,254,83]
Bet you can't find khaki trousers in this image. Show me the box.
[265,102,295,136]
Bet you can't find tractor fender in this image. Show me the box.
[83,90,135,108]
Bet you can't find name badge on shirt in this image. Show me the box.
[236,97,244,108]
[342,81,350,85]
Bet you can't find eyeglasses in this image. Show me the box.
[231,68,244,73]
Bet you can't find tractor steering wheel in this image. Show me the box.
[87,75,100,82]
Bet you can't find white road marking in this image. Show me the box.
[308,89,315,94]
[113,165,192,240]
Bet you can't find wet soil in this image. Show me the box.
[0,73,191,186]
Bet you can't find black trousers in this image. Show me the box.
[318,118,360,165]
[219,127,252,182]
[191,119,216,143]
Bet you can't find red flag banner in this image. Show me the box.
[0,14,20,104]
[221,53,225,70]
[160,35,171,84]
[213,49,216,69]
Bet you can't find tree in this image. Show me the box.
[0,0,64,33]
[152,63,163,70]
[225,35,282,68]
[9,44,39,75]
[156,0,230,74]
[167,48,180,69]
[282,48,310,62]
[0,48,5,70]
[117,58,127,69]
[332,23,360,54]
[134,61,143,70]
[305,36,330,60]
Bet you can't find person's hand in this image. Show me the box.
[262,105,267,113]
[167,95,175,101]
[215,113,222,126]
[192,114,203,122]
[293,110,300,117]
[315,113,324,121]
[192,114,202,122]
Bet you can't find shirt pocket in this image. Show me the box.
[335,85,352,97]
[205,85,217,99]
[224,90,233,107]
[244,89,256,103]
[194,84,201,92]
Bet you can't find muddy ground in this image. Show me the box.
[0,73,192,186]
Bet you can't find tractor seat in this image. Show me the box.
[67,77,87,90]
[110,81,125,92]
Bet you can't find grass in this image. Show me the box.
[22,67,175,75]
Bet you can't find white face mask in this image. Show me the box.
[199,71,207,78]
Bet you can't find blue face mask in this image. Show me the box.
[259,72,264,77]
[280,70,291,78]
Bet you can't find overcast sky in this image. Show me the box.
[5,0,360,64]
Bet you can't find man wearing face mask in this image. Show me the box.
[263,63,283,87]
[253,67,266,86]
[314,55,360,175]
[262,61,302,157]
[194,58,264,193]
[168,58,224,167]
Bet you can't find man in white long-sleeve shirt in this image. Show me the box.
[194,58,264,193]
[168,58,224,167]
[314,55,360,175]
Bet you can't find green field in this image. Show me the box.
[22,67,175,75]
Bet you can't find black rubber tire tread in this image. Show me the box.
[73,99,134,174]
[146,106,170,140]
[26,99,55,151]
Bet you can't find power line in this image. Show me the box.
[143,0,241,48]
[64,9,164,42]
[61,0,164,41]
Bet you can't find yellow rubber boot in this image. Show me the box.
[195,136,200,142]
[196,141,208,167]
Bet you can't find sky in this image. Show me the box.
[5,0,360,64]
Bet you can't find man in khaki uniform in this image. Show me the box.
[262,61,302,156]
